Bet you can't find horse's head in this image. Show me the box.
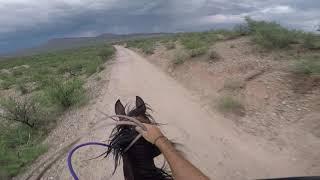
[106,96,172,180]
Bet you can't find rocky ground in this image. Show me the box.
[146,37,320,174]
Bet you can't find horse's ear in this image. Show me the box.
[115,99,125,115]
[136,96,146,114]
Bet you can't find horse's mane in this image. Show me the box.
[105,97,172,180]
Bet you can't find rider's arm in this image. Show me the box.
[136,123,210,180]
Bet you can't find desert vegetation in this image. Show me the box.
[125,17,320,120]
[292,55,320,76]
[0,44,115,177]
[217,95,245,116]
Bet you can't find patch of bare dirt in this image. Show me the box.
[145,37,320,174]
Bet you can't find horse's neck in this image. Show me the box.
[122,154,135,180]
[123,153,168,180]
[121,138,170,180]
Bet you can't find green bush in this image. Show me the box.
[0,97,45,128]
[173,50,189,65]
[209,50,220,60]
[292,56,320,75]
[0,44,115,177]
[217,95,245,115]
[0,44,115,89]
[303,33,320,50]
[46,79,86,109]
[164,41,176,50]
[127,39,156,54]
[245,17,298,49]
[16,82,28,94]
[0,80,13,90]
[99,46,115,60]
[233,24,250,36]
[0,124,47,178]
[180,37,207,50]
[190,47,208,57]
[0,74,15,90]
[142,46,155,54]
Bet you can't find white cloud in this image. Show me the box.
[261,5,294,14]
[199,14,244,24]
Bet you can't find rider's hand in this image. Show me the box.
[135,123,165,145]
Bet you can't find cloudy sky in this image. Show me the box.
[0,0,319,54]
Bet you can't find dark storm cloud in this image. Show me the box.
[0,0,319,54]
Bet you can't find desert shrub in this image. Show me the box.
[180,37,207,50]
[233,24,250,36]
[165,41,176,50]
[16,82,28,94]
[0,80,12,90]
[0,44,115,89]
[98,65,105,72]
[12,70,23,77]
[142,46,155,54]
[0,44,115,177]
[99,46,115,60]
[245,17,298,49]
[95,76,102,81]
[209,50,220,60]
[0,97,45,128]
[46,79,86,109]
[190,47,208,57]
[292,56,320,76]
[173,50,189,65]
[0,124,47,177]
[127,39,156,54]
[85,60,103,76]
[0,74,15,90]
[303,33,320,50]
[217,95,245,115]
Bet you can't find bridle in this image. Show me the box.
[67,110,160,179]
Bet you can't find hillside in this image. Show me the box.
[123,18,320,177]
[2,33,172,57]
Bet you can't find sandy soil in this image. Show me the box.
[147,37,320,176]
[19,45,319,180]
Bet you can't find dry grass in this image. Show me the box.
[173,50,189,65]
[217,95,245,115]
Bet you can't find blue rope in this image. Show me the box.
[67,142,110,180]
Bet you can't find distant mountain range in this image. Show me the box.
[1,33,172,58]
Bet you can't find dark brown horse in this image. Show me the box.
[106,96,173,180]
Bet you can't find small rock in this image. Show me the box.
[297,108,302,111]
[49,177,54,180]
[281,101,286,105]
[264,95,269,99]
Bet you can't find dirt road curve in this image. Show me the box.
[21,46,313,180]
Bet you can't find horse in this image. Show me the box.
[105,96,173,180]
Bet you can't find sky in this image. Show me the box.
[0,0,319,54]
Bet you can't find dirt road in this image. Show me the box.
[21,46,314,180]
